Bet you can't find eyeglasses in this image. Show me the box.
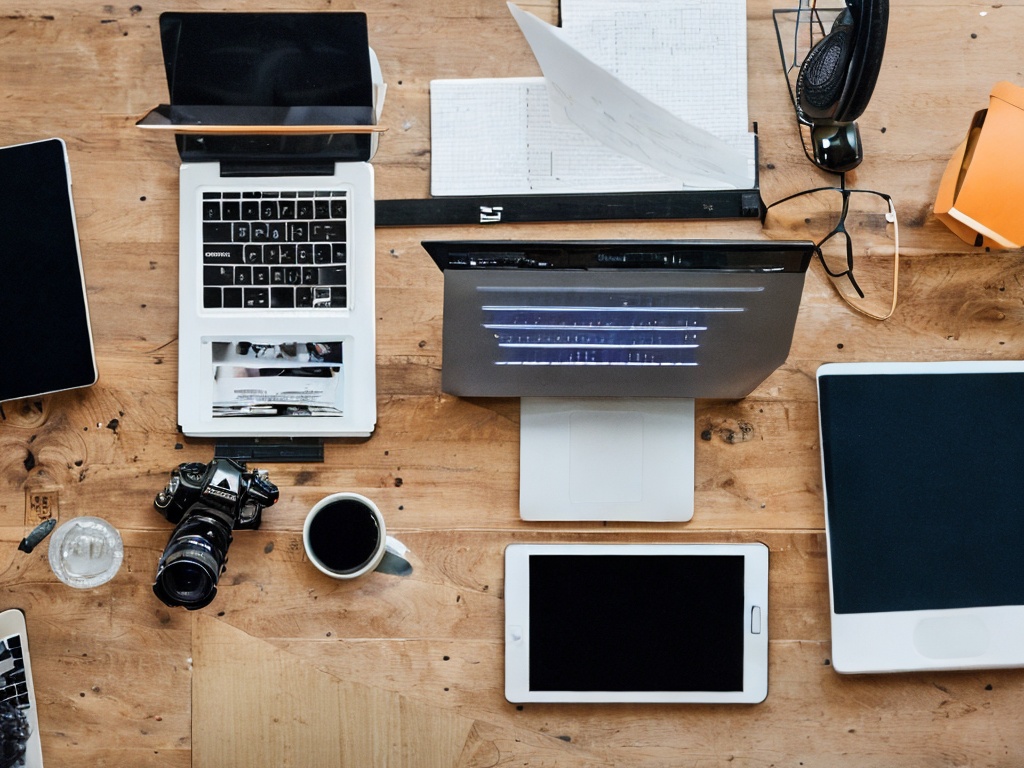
[766,3,900,320]
[761,174,899,320]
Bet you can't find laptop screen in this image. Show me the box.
[159,12,374,165]
[423,240,814,399]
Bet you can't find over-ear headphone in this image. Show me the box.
[795,0,889,172]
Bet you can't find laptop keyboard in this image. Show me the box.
[0,633,29,708]
[201,190,348,310]
[480,289,725,366]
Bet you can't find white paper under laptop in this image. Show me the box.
[430,0,755,196]
[156,12,381,437]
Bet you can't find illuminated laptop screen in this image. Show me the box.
[424,240,814,400]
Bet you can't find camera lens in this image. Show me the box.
[157,561,214,605]
[152,507,234,610]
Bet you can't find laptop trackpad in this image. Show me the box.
[569,409,644,504]
[520,397,695,522]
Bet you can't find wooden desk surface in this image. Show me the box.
[2,2,1023,766]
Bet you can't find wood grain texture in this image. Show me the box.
[1,1,1023,766]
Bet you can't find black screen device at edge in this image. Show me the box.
[0,139,97,403]
[819,371,1024,615]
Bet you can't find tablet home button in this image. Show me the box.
[913,616,990,659]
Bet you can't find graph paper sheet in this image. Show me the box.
[430,0,755,196]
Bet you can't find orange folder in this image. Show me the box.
[934,82,1024,249]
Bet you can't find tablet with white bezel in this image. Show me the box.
[817,360,1024,674]
[504,543,769,704]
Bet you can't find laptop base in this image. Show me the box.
[519,397,695,522]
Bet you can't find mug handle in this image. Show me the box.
[375,535,413,576]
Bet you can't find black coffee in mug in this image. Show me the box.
[306,498,381,573]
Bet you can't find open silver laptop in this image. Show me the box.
[424,240,813,521]
[158,12,378,437]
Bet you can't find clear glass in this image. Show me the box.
[48,517,124,589]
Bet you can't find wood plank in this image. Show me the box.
[193,614,477,768]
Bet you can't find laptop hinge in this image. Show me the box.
[214,437,325,463]
[219,162,336,178]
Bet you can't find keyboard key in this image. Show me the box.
[314,244,332,264]
[278,200,296,219]
[317,266,347,285]
[311,222,345,242]
[204,287,222,308]
[233,222,251,241]
[260,201,278,219]
[271,287,294,308]
[244,288,269,308]
[222,201,241,220]
[244,245,262,264]
[296,287,313,307]
[267,222,286,242]
[296,199,314,219]
[241,201,260,219]
[203,201,221,221]
[204,265,234,286]
[203,222,233,242]
[223,287,243,307]
[252,267,269,285]
[203,244,243,263]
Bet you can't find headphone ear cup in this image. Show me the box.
[796,11,855,120]
[835,0,888,122]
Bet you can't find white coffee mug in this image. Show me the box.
[302,493,409,579]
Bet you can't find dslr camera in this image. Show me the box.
[152,458,278,610]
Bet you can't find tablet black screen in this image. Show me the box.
[528,554,745,692]
[0,139,96,402]
[819,371,1024,615]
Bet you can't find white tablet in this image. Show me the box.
[817,360,1024,674]
[504,543,769,704]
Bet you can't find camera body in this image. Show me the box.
[153,458,278,610]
